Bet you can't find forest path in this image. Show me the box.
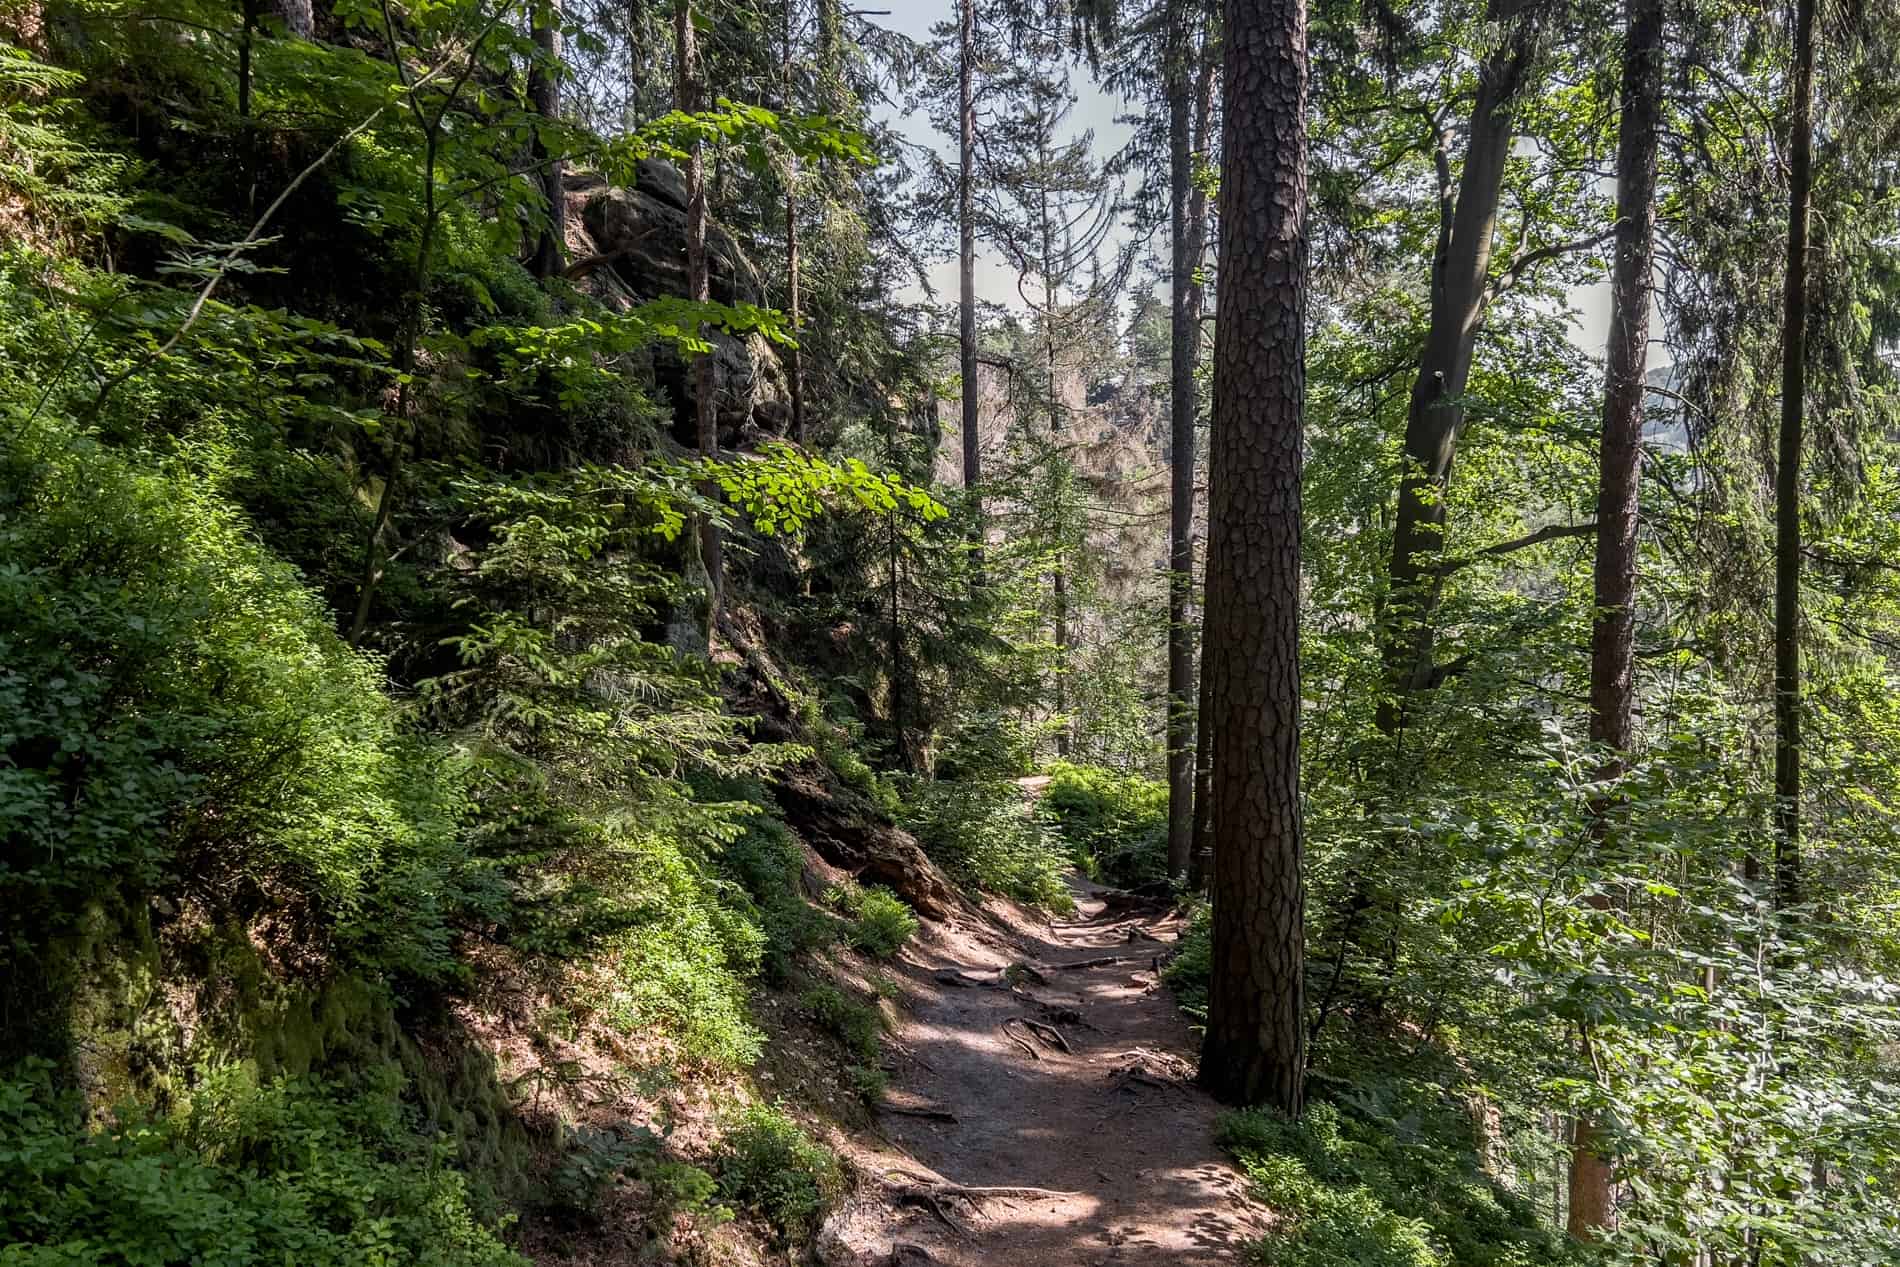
[820,878,1271,1266]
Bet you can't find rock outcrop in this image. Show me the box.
[567,160,791,448]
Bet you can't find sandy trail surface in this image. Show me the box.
[821,878,1271,1266]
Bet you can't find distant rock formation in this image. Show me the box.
[567,160,792,449]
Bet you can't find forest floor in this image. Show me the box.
[819,878,1272,1266]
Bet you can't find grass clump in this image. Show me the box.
[714,1102,844,1244]
[899,778,1074,911]
[826,882,919,959]
[1038,761,1169,888]
[1217,1096,1578,1267]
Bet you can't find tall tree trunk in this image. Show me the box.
[1042,177,1070,757]
[678,0,721,628]
[1568,0,1664,1239]
[238,0,258,118]
[1165,0,1198,878]
[528,0,565,279]
[1774,0,1814,917]
[783,0,806,443]
[958,0,982,540]
[1185,36,1218,892]
[1197,0,1309,1115]
[1376,26,1536,738]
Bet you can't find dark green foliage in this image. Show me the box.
[826,882,919,958]
[542,1125,660,1218]
[1217,1096,1579,1267]
[713,1102,844,1244]
[0,1061,523,1266]
[800,983,883,1061]
[1161,902,1211,1023]
[1038,761,1169,888]
[723,815,841,984]
[899,778,1075,911]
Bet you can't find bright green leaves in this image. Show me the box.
[602,99,877,187]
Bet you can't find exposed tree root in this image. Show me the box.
[1049,955,1132,971]
[1003,1015,1071,1052]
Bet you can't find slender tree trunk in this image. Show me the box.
[958,0,982,534]
[528,0,566,279]
[1185,35,1218,891]
[1042,178,1070,757]
[1165,0,1198,879]
[1190,651,1215,888]
[1568,0,1664,1239]
[678,0,721,628]
[237,0,257,118]
[1376,27,1536,737]
[1774,0,1814,917]
[783,0,806,443]
[1197,0,1309,1115]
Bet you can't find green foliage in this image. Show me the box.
[899,778,1075,911]
[1160,902,1212,1024]
[721,814,839,984]
[800,983,883,1061]
[1217,1098,1577,1267]
[1038,761,1169,888]
[826,882,918,958]
[0,1060,523,1266]
[0,414,482,982]
[541,1125,659,1218]
[713,1102,843,1244]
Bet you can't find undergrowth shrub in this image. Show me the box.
[1217,1095,1577,1267]
[0,1059,523,1266]
[899,778,1073,911]
[0,416,480,981]
[713,1102,843,1244]
[826,882,918,958]
[800,983,883,1060]
[585,815,767,1068]
[722,815,838,984]
[1162,902,1212,1023]
[1038,761,1168,888]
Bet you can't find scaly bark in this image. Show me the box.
[1197,0,1309,1115]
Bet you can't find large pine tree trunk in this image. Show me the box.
[1376,27,1536,737]
[958,0,982,518]
[528,0,565,279]
[1197,0,1309,1116]
[1774,0,1814,915]
[1568,0,1664,1239]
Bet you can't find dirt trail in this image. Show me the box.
[821,879,1271,1266]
